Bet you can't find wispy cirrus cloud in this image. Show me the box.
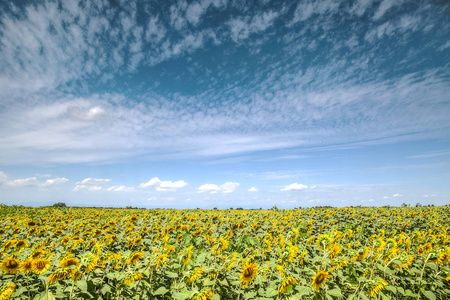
[0,0,448,167]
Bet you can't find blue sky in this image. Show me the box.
[0,0,449,208]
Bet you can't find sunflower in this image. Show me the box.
[31,258,51,274]
[311,270,330,291]
[1,256,21,274]
[357,247,371,260]
[27,227,38,236]
[61,236,71,246]
[127,251,144,266]
[317,234,332,249]
[133,236,142,246]
[0,283,15,300]
[30,248,47,259]
[60,256,79,268]
[187,267,204,284]
[240,263,258,287]
[15,239,28,249]
[21,259,33,273]
[84,255,98,273]
[367,278,388,298]
[194,289,214,300]
[27,221,36,227]
[124,272,143,285]
[288,244,298,262]
[299,250,308,265]
[279,277,297,293]
[48,268,75,285]
[2,240,15,252]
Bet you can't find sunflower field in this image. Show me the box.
[0,204,449,300]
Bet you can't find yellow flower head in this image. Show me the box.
[311,270,330,291]
[48,268,76,285]
[0,283,16,300]
[240,263,258,288]
[15,239,28,249]
[124,272,143,285]
[367,278,388,298]
[317,234,332,249]
[31,258,51,274]
[279,277,297,293]
[1,256,21,274]
[21,259,33,273]
[61,236,71,246]
[30,248,47,259]
[60,256,80,268]
[194,289,214,300]
[187,267,204,284]
[127,251,144,266]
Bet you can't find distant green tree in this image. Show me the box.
[52,202,66,208]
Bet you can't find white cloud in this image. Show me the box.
[227,10,279,42]
[6,177,39,187]
[290,0,340,25]
[198,182,240,193]
[373,0,401,20]
[281,183,308,191]
[67,106,107,121]
[393,193,403,197]
[198,183,221,193]
[146,16,166,44]
[139,177,188,191]
[0,171,68,188]
[41,178,69,187]
[107,185,134,192]
[0,0,447,168]
[170,1,188,30]
[350,0,372,17]
[248,187,258,192]
[74,178,111,191]
[221,182,240,193]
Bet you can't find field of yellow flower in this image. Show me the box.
[0,204,449,299]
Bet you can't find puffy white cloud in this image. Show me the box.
[41,178,69,187]
[74,178,111,191]
[198,182,240,193]
[248,187,258,192]
[198,183,221,193]
[281,183,308,191]
[393,193,403,197]
[107,185,134,192]
[139,177,188,191]
[221,182,240,193]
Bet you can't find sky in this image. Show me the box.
[0,0,449,209]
